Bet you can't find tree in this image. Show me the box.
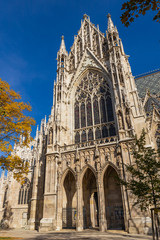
[121,0,160,27]
[0,78,35,182]
[119,129,160,239]
[120,129,160,210]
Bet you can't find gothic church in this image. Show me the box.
[0,14,160,234]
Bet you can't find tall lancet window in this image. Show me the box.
[18,178,30,205]
[74,71,116,144]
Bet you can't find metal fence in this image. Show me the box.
[62,208,76,229]
[106,205,124,230]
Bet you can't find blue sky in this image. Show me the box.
[0,0,160,137]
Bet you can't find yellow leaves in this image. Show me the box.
[0,78,35,181]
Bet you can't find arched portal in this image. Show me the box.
[82,168,99,229]
[62,171,76,229]
[103,166,124,230]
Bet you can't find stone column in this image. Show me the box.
[95,145,107,232]
[97,171,107,232]
[39,154,57,232]
[75,149,83,231]
[56,155,63,230]
[76,172,83,231]
[28,161,39,230]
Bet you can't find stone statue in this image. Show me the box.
[118,111,123,129]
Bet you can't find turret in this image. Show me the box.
[106,14,143,139]
[55,36,68,105]
[57,36,68,83]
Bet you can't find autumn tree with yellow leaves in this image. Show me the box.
[0,79,35,182]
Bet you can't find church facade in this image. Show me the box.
[0,14,160,234]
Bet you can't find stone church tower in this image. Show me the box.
[0,14,159,234]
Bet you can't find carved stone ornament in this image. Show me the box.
[66,160,71,167]
[125,108,132,129]
[118,110,123,130]
[85,155,90,163]
[106,151,110,161]
[75,148,80,161]
[95,144,99,159]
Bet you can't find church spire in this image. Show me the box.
[58,35,68,55]
[107,13,116,33]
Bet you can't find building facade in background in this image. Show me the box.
[0,14,160,234]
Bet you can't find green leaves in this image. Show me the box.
[119,129,160,211]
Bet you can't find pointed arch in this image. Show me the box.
[18,178,31,205]
[103,163,125,230]
[80,164,97,182]
[61,167,76,186]
[73,68,116,144]
[81,165,99,229]
[62,167,77,229]
[101,161,120,181]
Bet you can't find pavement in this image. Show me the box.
[0,229,153,240]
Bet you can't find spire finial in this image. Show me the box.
[107,13,111,18]
[58,35,68,55]
[107,13,115,32]
[83,14,88,19]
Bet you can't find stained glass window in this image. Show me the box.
[18,190,21,204]
[100,97,106,123]
[75,104,79,129]
[75,132,80,144]
[93,98,100,124]
[102,126,108,138]
[88,129,93,141]
[109,125,116,136]
[18,179,30,205]
[21,190,24,204]
[74,71,116,143]
[106,97,114,122]
[87,101,92,126]
[81,130,87,142]
[95,128,101,139]
[24,189,27,204]
[81,103,86,128]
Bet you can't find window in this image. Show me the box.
[81,103,86,128]
[75,104,79,129]
[88,129,93,141]
[81,130,87,142]
[18,178,30,205]
[87,100,92,126]
[75,132,80,144]
[93,98,100,124]
[74,71,116,143]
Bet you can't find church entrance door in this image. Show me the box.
[103,166,124,230]
[82,168,99,229]
[62,171,76,229]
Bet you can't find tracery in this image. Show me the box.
[74,71,116,143]
[18,178,30,205]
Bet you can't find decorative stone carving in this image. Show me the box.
[75,148,80,161]
[125,107,132,129]
[118,110,123,130]
[106,151,110,161]
[49,128,53,145]
[95,144,99,159]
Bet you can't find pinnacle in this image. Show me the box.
[83,14,88,19]
[107,13,115,33]
[59,35,68,55]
